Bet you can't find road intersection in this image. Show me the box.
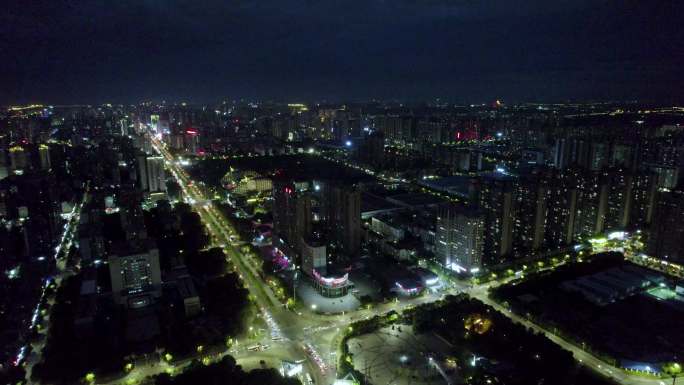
[148,138,664,385]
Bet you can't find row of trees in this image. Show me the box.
[145,201,251,358]
[154,355,300,385]
[407,295,614,385]
[31,275,128,384]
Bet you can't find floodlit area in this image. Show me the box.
[297,280,361,314]
[348,325,456,385]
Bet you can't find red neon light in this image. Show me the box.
[186,129,198,135]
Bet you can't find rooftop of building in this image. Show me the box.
[371,211,409,227]
[480,170,517,182]
[80,279,97,296]
[395,277,423,291]
[304,229,327,248]
[411,267,439,281]
[385,192,446,208]
[109,238,158,258]
[361,192,401,215]
[419,175,473,189]
[418,175,474,198]
[176,275,198,299]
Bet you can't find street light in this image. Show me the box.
[292,271,298,307]
[663,362,682,385]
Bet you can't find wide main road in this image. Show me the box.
[150,138,335,384]
[151,138,298,330]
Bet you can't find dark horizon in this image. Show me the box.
[3,96,680,108]
[2,0,684,105]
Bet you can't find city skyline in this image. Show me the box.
[2,100,684,385]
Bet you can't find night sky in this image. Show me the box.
[2,0,683,104]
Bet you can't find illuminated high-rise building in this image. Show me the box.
[604,167,631,230]
[150,114,160,133]
[638,128,684,189]
[629,171,657,227]
[648,189,684,263]
[542,171,577,249]
[9,146,29,173]
[272,179,312,255]
[136,153,149,191]
[184,129,200,154]
[109,246,162,307]
[322,182,361,258]
[588,142,609,171]
[145,155,166,193]
[436,204,485,273]
[515,168,580,254]
[301,231,327,277]
[478,173,515,264]
[573,169,608,238]
[0,148,8,180]
[513,171,546,254]
[357,131,385,169]
[38,144,51,170]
